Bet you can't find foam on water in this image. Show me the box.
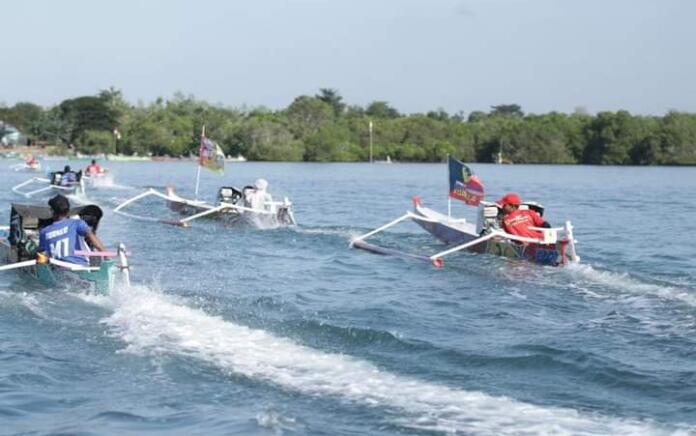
[566,263,696,307]
[85,284,677,435]
[88,175,132,190]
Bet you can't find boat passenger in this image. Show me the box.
[85,159,102,175]
[60,165,78,186]
[245,178,274,211]
[38,195,106,265]
[497,192,550,240]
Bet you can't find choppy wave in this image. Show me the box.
[84,284,676,435]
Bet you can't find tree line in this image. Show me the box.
[1,88,695,165]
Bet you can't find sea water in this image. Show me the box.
[0,161,694,435]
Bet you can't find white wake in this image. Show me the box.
[84,284,679,435]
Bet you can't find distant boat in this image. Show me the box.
[375,155,393,164]
[496,151,513,165]
[226,154,247,162]
[106,154,151,162]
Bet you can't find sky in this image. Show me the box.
[2,0,695,115]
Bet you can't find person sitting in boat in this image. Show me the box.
[245,178,274,212]
[59,165,78,186]
[38,195,106,266]
[497,192,550,240]
[85,159,103,175]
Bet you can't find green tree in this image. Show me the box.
[316,88,345,117]
[59,96,117,144]
[285,96,334,139]
[366,101,400,119]
[490,104,524,118]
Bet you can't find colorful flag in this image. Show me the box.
[199,136,225,173]
[448,155,484,206]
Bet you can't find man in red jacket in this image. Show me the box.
[497,193,549,240]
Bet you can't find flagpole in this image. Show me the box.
[447,154,451,218]
[195,125,206,198]
[368,120,373,163]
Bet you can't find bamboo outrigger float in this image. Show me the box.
[351,156,579,268]
[0,204,130,294]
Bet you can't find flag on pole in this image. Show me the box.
[199,136,225,173]
[448,155,484,206]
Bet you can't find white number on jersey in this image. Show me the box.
[49,237,70,258]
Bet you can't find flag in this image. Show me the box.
[448,155,484,206]
[199,136,225,173]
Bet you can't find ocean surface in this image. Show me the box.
[0,160,695,435]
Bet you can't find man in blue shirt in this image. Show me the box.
[59,165,78,186]
[38,195,106,265]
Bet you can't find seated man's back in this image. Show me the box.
[39,218,89,265]
[60,172,77,186]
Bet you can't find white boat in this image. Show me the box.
[106,154,151,162]
[10,160,41,172]
[114,127,295,229]
[351,156,579,268]
[114,184,296,228]
[225,154,247,162]
[12,170,87,199]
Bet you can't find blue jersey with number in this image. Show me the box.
[38,218,90,265]
[61,172,77,186]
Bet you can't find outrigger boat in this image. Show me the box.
[10,156,41,172]
[0,203,130,294]
[351,156,579,267]
[114,127,295,228]
[114,183,296,228]
[12,169,86,199]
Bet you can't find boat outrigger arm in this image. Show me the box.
[350,205,579,267]
[0,244,129,274]
[12,177,86,198]
[113,188,294,227]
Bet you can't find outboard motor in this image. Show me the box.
[476,202,502,235]
[218,186,243,205]
[50,171,63,185]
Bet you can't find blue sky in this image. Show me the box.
[2,0,694,115]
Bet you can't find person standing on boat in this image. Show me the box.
[60,165,78,186]
[497,193,549,240]
[38,195,106,265]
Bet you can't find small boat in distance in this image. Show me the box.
[10,155,41,172]
[0,203,130,294]
[374,155,393,164]
[226,154,247,162]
